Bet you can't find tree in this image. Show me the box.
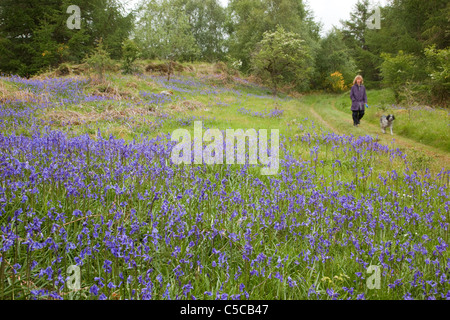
[177,0,227,62]
[340,0,383,83]
[82,0,134,59]
[314,29,357,90]
[84,39,115,82]
[251,26,313,95]
[227,0,316,72]
[424,45,450,105]
[0,0,60,76]
[121,39,141,74]
[355,0,448,68]
[361,0,445,57]
[0,0,133,76]
[421,2,450,50]
[135,0,200,80]
[338,0,449,99]
[341,0,371,50]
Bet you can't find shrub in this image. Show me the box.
[424,45,449,105]
[121,39,141,75]
[84,39,115,82]
[380,51,421,102]
[327,71,347,93]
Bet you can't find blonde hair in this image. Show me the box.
[353,75,364,85]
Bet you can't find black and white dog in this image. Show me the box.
[380,115,395,135]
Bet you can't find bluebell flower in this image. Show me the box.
[107,282,116,289]
[403,292,413,300]
[90,285,99,296]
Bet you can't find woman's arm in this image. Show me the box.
[350,86,356,101]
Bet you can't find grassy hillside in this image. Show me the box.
[0,64,449,300]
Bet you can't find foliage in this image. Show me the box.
[83,0,135,59]
[177,0,228,62]
[135,0,200,62]
[0,0,133,77]
[121,40,141,75]
[421,2,450,50]
[342,0,449,88]
[340,0,385,83]
[327,71,347,93]
[380,51,422,102]
[84,40,115,82]
[341,0,372,50]
[227,0,317,72]
[251,25,313,95]
[314,29,357,89]
[424,45,450,105]
[380,45,448,105]
[135,0,200,80]
[30,21,66,73]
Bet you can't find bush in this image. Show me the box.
[380,51,421,102]
[381,47,449,106]
[424,45,449,106]
[327,71,347,93]
[121,39,141,75]
[84,39,115,82]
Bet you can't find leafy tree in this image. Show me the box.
[421,2,450,50]
[341,0,372,50]
[121,39,141,74]
[340,0,385,84]
[135,0,200,80]
[424,45,450,105]
[380,51,422,102]
[227,0,316,72]
[81,0,134,59]
[0,0,133,76]
[177,0,227,62]
[84,39,115,82]
[314,29,357,89]
[251,25,313,95]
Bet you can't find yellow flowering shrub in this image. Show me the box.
[328,71,347,93]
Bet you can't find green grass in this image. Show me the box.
[0,68,449,300]
[331,89,450,152]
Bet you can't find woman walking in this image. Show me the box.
[350,75,368,127]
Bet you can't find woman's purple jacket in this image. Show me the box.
[350,84,368,111]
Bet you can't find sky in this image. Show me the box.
[124,0,390,36]
[303,0,389,35]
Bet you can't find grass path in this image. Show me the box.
[301,96,450,172]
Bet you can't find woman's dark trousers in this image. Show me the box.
[352,110,364,126]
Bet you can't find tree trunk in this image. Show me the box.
[271,73,277,96]
[167,60,173,81]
